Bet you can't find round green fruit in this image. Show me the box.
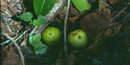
[42,27,61,45]
[68,29,87,49]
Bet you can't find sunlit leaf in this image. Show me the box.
[71,0,91,11]
[33,19,39,26]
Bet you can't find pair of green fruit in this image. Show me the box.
[42,27,87,49]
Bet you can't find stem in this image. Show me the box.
[64,0,70,64]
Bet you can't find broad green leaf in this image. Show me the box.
[33,0,45,15]
[34,43,47,54]
[38,15,46,25]
[29,33,48,54]
[17,12,33,21]
[33,0,57,16]
[71,0,91,11]
[41,0,57,16]
[33,19,39,26]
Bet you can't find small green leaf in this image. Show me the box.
[29,22,33,26]
[29,33,41,46]
[34,44,47,54]
[29,35,33,45]
[38,15,46,25]
[17,12,33,21]
[71,0,91,11]
[33,19,39,26]
[29,33,48,54]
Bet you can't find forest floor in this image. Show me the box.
[1,0,130,65]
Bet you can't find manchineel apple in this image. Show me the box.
[42,27,61,45]
[68,29,87,49]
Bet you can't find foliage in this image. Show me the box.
[37,15,46,25]
[17,12,46,26]
[29,33,48,54]
[71,0,91,11]
[33,0,57,16]
[17,12,33,21]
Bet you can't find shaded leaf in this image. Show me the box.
[34,43,47,54]
[17,12,33,21]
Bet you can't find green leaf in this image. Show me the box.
[29,35,33,45]
[17,12,33,21]
[38,15,46,25]
[71,0,91,11]
[33,19,39,26]
[29,33,41,46]
[41,0,57,16]
[33,0,57,16]
[29,33,48,54]
[33,0,45,15]
[34,44,47,54]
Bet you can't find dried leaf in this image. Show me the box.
[68,54,78,65]
[99,0,108,10]
[69,16,79,23]
[80,10,123,50]
[2,46,20,65]
[56,59,65,65]
[56,54,78,65]
[80,10,112,39]
[0,0,8,7]
[109,0,120,4]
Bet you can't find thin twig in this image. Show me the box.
[117,13,130,24]
[1,27,31,45]
[64,0,70,65]
[21,0,26,13]
[112,2,130,21]
[1,33,25,65]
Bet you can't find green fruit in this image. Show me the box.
[68,29,87,49]
[42,27,61,45]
